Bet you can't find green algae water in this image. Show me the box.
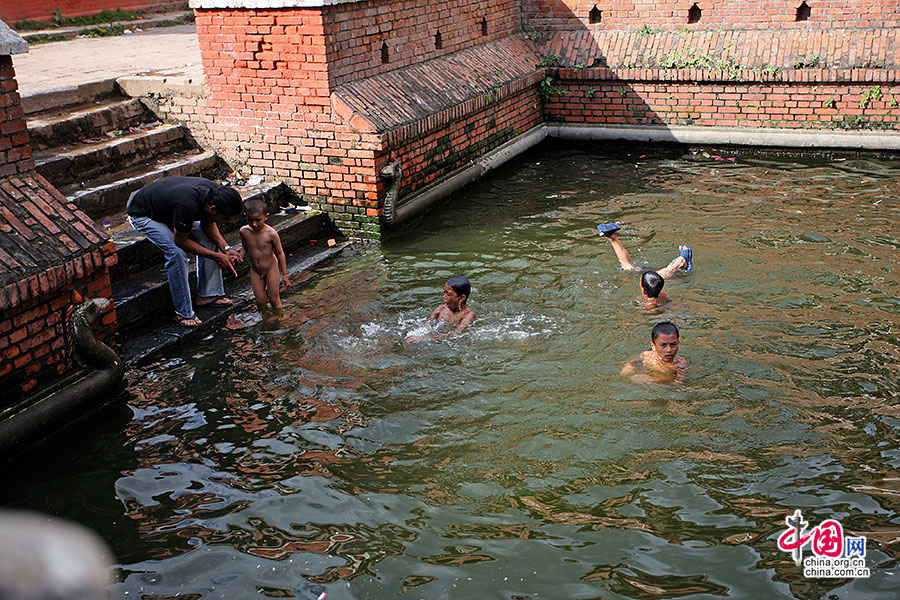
[3,141,899,599]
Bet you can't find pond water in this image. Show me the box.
[3,141,900,599]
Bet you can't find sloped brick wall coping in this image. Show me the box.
[332,35,541,137]
[190,0,358,7]
[553,67,900,84]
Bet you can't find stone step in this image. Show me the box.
[118,238,352,366]
[34,123,189,190]
[108,180,291,283]
[112,208,344,340]
[63,149,222,219]
[21,79,121,116]
[26,97,152,152]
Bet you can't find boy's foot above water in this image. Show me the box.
[596,223,621,237]
[677,244,692,272]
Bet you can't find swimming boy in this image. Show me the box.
[639,270,667,308]
[408,275,476,342]
[597,223,692,306]
[621,321,688,385]
[239,198,290,310]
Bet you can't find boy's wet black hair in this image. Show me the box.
[447,275,471,300]
[206,185,243,217]
[640,270,664,298]
[243,197,268,215]
[651,321,679,342]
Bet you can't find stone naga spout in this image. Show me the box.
[380,161,403,225]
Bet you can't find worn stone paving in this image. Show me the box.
[12,23,201,97]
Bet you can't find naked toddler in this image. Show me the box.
[239,198,290,310]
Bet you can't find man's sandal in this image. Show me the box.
[175,315,202,327]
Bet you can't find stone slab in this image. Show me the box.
[0,20,28,55]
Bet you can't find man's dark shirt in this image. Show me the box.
[126,177,215,233]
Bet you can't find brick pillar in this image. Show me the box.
[190,1,383,237]
[0,22,31,177]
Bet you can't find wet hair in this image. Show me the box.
[446,275,471,300]
[640,270,664,298]
[243,198,268,215]
[206,185,243,217]
[651,321,679,342]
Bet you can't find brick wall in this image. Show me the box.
[194,6,381,236]
[2,1,186,25]
[544,67,900,130]
[322,0,520,88]
[1,55,118,404]
[0,247,116,397]
[524,0,900,31]
[192,3,537,237]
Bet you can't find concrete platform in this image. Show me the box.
[12,23,202,99]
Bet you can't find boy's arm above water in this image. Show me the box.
[450,308,476,335]
[238,226,250,261]
[270,228,290,288]
[621,352,646,378]
[621,352,686,385]
[672,356,688,385]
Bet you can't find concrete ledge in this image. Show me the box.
[547,123,900,151]
[21,79,120,115]
[117,65,207,99]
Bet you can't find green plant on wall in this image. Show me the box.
[537,75,565,100]
[536,53,561,69]
[860,86,883,109]
[585,86,595,99]
[653,47,744,79]
[793,54,820,69]
[824,97,836,109]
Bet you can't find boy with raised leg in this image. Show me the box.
[596,223,693,306]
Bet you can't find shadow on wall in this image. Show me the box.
[523,2,658,128]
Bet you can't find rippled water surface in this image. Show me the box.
[4,142,900,599]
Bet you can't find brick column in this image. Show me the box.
[1,20,119,401]
[190,1,384,237]
[0,22,30,178]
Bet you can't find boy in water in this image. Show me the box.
[239,198,290,310]
[597,223,692,306]
[621,321,688,384]
[408,275,476,342]
[639,270,667,308]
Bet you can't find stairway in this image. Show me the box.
[23,80,349,365]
